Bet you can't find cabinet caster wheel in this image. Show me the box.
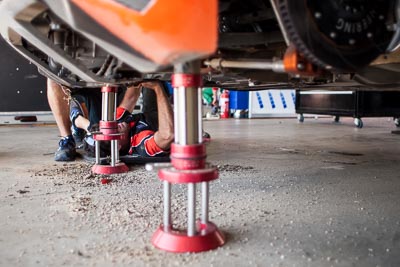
[298,114,304,123]
[334,116,340,123]
[354,118,363,128]
[394,117,400,128]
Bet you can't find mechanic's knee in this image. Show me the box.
[160,132,174,147]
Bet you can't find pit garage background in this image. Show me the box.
[0,37,48,112]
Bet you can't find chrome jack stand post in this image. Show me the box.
[151,61,225,253]
[92,85,129,175]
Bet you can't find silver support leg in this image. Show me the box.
[175,86,199,144]
[201,182,209,224]
[198,88,203,144]
[188,183,196,236]
[111,140,116,166]
[115,140,120,162]
[174,61,201,145]
[95,140,100,164]
[173,87,179,138]
[163,181,172,232]
[101,90,116,121]
[173,61,201,237]
[100,87,119,167]
[101,92,109,121]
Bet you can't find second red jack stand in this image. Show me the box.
[152,61,225,253]
[92,86,129,175]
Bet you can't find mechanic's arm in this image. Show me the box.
[140,81,174,150]
[118,84,141,114]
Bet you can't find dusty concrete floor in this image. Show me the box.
[0,117,399,267]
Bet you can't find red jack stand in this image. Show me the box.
[152,62,225,253]
[92,86,129,175]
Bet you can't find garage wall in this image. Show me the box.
[0,37,49,112]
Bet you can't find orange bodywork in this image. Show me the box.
[71,0,218,66]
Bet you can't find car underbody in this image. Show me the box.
[1,0,400,91]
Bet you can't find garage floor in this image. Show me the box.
[0,117,399,267]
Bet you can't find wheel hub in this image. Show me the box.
[308,0,391,47]
[278,0,396,71]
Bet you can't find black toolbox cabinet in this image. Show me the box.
[0,37,48,112]
[295,91,400,128]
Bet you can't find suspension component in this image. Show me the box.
[283,45,321,76]
[204,58,285,73]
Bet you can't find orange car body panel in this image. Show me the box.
[71,0,218,65]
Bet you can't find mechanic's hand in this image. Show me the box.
[140,80,164,93]
[126,82,142,92]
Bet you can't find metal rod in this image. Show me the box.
[108,92,116,121]
[102,91,117,121]
[204,58,284,73]
[173,87,180,142]
[269,0,290,46]
[198,88,203,144]
[175,86,187,144]
[187,183,196,236]
[111,140,116,166]
[101,92,108,121]
[174,62,201,145]
[175,87,200,145]
[185,87,199,144]
[163,181,172,232]
[114,140,119,162]
[201,182,209,224]
[95,140,100,164]
[173,61,201,237]
[113,92,117,121]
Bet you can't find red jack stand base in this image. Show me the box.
[92,163,129,175]
[152,221,225,253]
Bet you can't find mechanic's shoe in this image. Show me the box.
[69,97,84,133]
[202,130,211,143]
[202,131,211,139]
[72,128,85,149]
[55,135,76,161]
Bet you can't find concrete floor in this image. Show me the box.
[0,117,399,267]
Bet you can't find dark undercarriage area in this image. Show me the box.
[1,0,400,90]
